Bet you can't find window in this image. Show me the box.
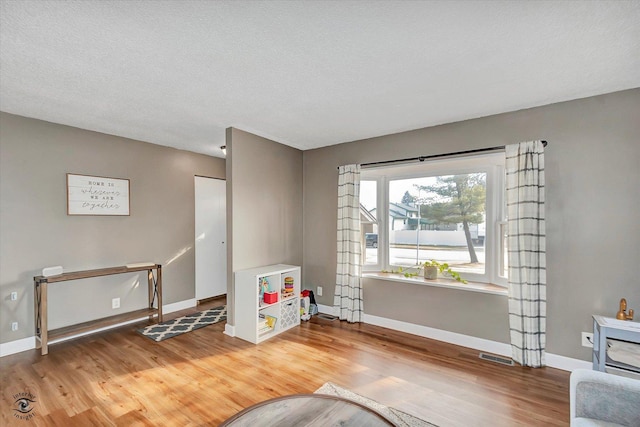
[360,180,378,266]
[360,153,507,286]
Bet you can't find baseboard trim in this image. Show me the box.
[164,298,197,314]
[317,303,337,316]
[0,298,198,358]
[223,323,235,337]
[546,353,591,371]
[317,304,590,372]
[363,312,512,358]
[0,336,36,358]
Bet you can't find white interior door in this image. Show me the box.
[195,176,227,300]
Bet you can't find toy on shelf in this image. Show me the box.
[616,298,634,321]
[259,277,270,302]
[283,276,295,297]
[264,291,278,304]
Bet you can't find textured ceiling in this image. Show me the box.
[1,1,639,158]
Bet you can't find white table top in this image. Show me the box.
[593,315,640,333]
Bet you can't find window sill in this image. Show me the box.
[361,272,508,296]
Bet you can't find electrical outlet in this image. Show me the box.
[317,286,323,297]
[112,297,120,309]
[11,322,18,331]
[581,332,593,348]
[10,291,18,301]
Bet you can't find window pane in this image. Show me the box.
[500,222,508,278]
[360,180,378,265]
[501,171,509,279]
[388,173,486,275]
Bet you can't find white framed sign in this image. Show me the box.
[67,173,130,216]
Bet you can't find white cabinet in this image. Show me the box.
[593,315,640,376]
[234,264,301,344]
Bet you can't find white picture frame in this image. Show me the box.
[67,173,130,216]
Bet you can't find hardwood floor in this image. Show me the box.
[1,297,570,426]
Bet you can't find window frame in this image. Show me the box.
[361,153,507,287]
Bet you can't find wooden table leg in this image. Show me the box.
[34,280,41,352]
[40,282,48,356]
[147,269,154,322]
[147,266,163,323]
[157,265,163,322]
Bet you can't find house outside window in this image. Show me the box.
[360,180,378,266]
[360,153,507,286]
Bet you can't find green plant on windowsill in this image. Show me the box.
[382,260,467,284]
[381,266,416,276]
[423,260,467,283]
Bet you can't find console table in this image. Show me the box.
[34,264,163,355]
[592,315,640,374]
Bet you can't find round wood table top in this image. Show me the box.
[219,393,396,426]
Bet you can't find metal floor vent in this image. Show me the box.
[479,352,514,366]
[316,313,338,321]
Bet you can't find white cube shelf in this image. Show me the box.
[234,264,301,344]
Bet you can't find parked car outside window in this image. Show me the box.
[366,233,378,248]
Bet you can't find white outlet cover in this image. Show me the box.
[11,322,18,331]
[112,298,120,309]
[581,332,593,347]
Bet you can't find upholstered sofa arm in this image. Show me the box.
[570,369,640,427]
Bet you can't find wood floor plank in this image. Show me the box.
[1,298,570,426]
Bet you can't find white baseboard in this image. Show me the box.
[0,299,198,358]
[0,336,36,358]
[164,298,197,314]
[317,303,337,316]
[223,323,235,337]
[364,312,513,358]
[546,353,591,371]
[318,304,590,372]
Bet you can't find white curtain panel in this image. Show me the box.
[506,141,546,368]
[334,164,363,323]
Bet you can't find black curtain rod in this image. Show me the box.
[345,140,548,169]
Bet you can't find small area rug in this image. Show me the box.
[315,382,438,427]
[137,305,226,342]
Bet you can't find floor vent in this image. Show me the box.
[316,313,338,321]
[479,352,514,366]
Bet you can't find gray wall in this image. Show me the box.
[0,113,225,343]
[303,88,640,360]
[226,128,303,325]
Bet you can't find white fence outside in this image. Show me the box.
[390,230,469,246]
